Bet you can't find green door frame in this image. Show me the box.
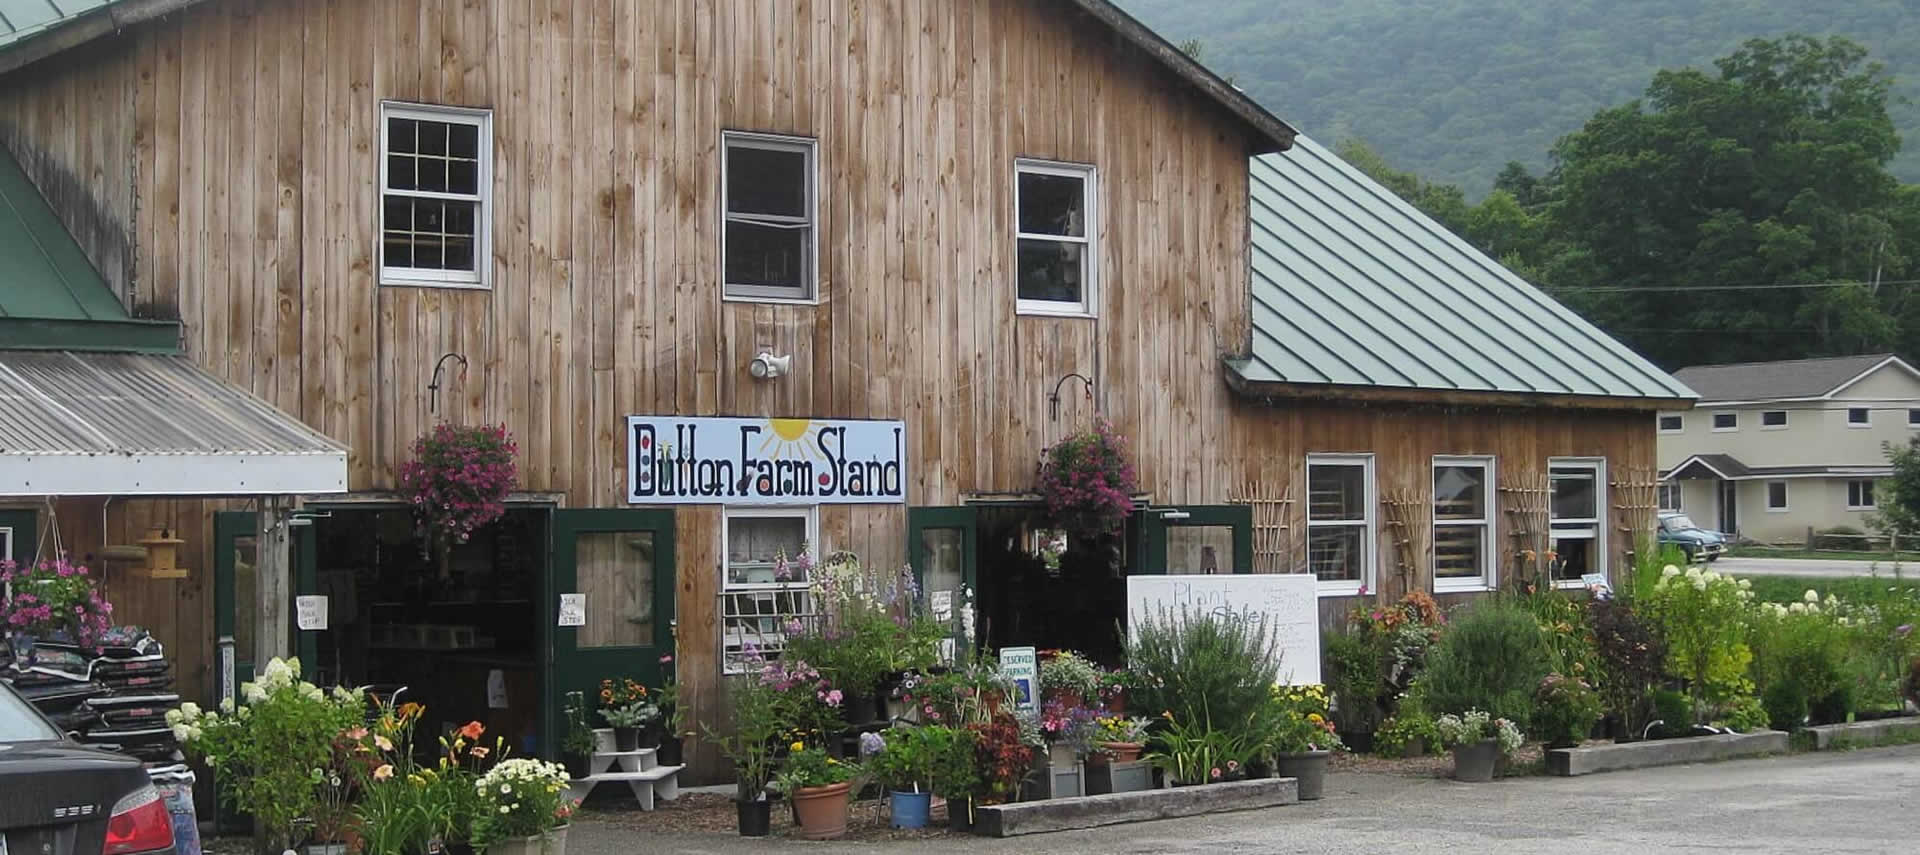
[907,506,979,592]
[213,510,317,699]
[1140,505,1254,574]
[0,509,37,564]
[545,508,677,758]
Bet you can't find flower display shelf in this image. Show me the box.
[564,728,683,811]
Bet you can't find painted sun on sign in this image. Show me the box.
[627,416,908,505]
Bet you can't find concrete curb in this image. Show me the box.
[973,776,1299,837]
[1805,716,1920,750]
[1547,731,1789,776]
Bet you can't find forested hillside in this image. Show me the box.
[1118,0,1920,195]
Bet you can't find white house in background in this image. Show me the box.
[1656,354,1920,544]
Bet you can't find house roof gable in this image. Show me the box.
[1228,134,1695,409]
[0,0,1299,153]
[1671,354,1916,404]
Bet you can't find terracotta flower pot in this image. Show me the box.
[1097,741,1144,763]
[791,782,852,840]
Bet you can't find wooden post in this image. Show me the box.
[254,497,292,667]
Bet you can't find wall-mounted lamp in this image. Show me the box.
[1049,373,1095,421]
[750,352,793,380]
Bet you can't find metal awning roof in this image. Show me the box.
[0,350,347,496]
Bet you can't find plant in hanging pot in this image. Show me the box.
[772,745,858,840]
[2,558,114,664]
[558,694,595,780]
[1036,418,1139,539]
[1434,709,1525,783]
[399,423,518,572]
[471,759,576,855]
[1267,684,1343,801]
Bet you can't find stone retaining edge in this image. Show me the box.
[972,776,1300,837]
[1546,730,1789,777]
[1805,716,1920,750]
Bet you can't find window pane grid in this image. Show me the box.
[1548,461,1605,583]
[1433,460,1491,585]
[724,134,815,299]
[381,107,487,284]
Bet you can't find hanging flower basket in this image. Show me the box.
[1036,418,1138,538]
[3,558,114,658]
[399,423,519,555]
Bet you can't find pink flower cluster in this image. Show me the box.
[399,423,519,546]
[1,558,114,649]
[1037,418,1139,535]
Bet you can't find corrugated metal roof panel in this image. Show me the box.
[0,350,345,456]
[1237,135,1695,403]
[0,0,115,52]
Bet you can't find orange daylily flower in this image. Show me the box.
[458,721,485,740]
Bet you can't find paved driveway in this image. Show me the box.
[570,744,1920,854]
[1716,556,1915,578]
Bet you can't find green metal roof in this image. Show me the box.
[0,142,178,351]
[1229,134,1695,405]
[0,0,116,51]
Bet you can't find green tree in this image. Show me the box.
[1871,439,1920,538]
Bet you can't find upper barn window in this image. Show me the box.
[380,103,491,288]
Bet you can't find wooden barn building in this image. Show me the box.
[0,0,1690,780]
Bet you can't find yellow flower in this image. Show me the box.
[1308,713,1324,724]
[791,741,806,752]
[374,764,394,781]
[826,758,838,765]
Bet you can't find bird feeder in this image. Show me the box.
[137,526,190,579]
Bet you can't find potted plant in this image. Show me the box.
[1434,709,1524,783]
[1039,650,1102,707]
[1,558,114,664]
[865,725,961,829]
[964,713,1035,811]
[558,693,595,780]
[1036,418,1139,538]
[1087,714,1151,764]
[773,744,857,840]
[1096,667,1142,714]
[170,657,366,854]
[599,702,659,753]
[1534,673,1603,749]
[702,670,784,836]
[655,659,686,766]
[399,423,518,575]
[1269,684,1343,801]
[472,759,576,855]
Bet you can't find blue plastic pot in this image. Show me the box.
[889,790,932,829]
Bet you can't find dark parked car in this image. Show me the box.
[0,681,175,855]
[1657,512,1727,563]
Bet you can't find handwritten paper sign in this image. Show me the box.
[295,595,329,631]
[557,594,587,627]
[998,646,1039,714]
[1127,575,1321,685]
[1582,573,1613,599]
[930,590,954,621]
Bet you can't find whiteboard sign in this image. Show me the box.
[1127,574,1321,685]
[558,593,587,627]
[998,646,1039,714]
[295,595,329,631]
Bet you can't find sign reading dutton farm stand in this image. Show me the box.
[627,416,908,505]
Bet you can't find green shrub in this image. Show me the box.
[1715,696,1770,733]
[1810,684,1856,725]
[1409,598,1549,729]
[1128,606,1280,731]
[1375,712,1440,757]
[1532,673,1603,748]
[1641,566,1753,705]
[1586,598,1667,738]
[1322,628,1388,735]
[1761,681,1808,732]
[1650,688,1695,738]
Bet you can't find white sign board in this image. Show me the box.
[295,595,329,631]
[627,416,907,505]
[557,593,587,627]
[1581,573,1613,598]
[1127,574,1321,686]
[998,646,1039,714]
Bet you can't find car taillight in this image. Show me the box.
[102,784,174,855]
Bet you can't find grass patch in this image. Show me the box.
[1737,574,1920,604]
[1725,546,1917,563]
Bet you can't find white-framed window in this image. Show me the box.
[1014,159,1098,316]
[1432,456,1495,592]
[1657,414,1684,434]
[1306,454,1374,596]
[1548,459,1607,587]
[1908,408,1920,428]
[1761,410,1788,429]
[722,132,817,302]
[1711,412,1738,432]
[1847,407,1872,428]
[0,526,12,561]
[1765,481,1790,512]
[1657,481,1683,512]
[379,102,491,288]
[720,506,819,673]
[1847,479,1876,511]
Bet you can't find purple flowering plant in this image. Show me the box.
[1,558,114,649]
[1036,418,1138,537]
[399,423,519,550]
